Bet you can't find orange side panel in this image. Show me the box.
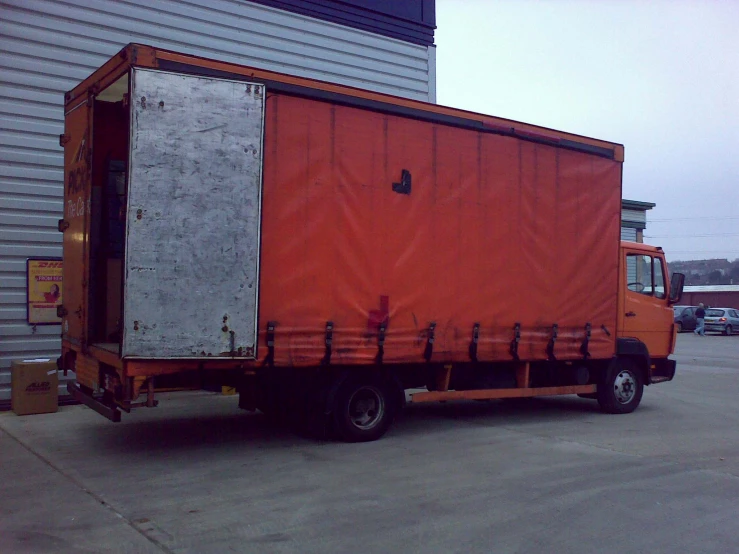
[258,95,621,366]
[61,101,92,346]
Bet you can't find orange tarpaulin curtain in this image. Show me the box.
[258,95,621,367]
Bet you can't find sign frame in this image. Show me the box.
[26,257,63,326]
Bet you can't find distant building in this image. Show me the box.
[621,199,655,243]
[681,285,739,309]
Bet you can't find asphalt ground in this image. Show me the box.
[1,332,737,554]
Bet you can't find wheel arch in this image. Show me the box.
[615,338,651,385]
[322,367,405,416]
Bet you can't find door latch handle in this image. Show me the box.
[625,311,636,317]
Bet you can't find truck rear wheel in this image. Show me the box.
[332,376,397,442]
[597,359,643,414]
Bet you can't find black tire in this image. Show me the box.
[724,325,733,336]
[597,358,644,414]
[332,375,398,442]
[676,322,683,333]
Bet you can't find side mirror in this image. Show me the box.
[669,272,685,305]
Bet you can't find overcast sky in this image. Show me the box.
[435,0,739,262]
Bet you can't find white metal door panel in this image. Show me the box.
[123,69,263,358]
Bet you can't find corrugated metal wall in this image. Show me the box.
[621,227,638,242]
[0,0,436,401]
[622,208,647,230]
[621,228,639,286]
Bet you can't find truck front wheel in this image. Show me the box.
[597,359,644,414]
[332,376,397,442]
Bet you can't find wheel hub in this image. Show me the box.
[613,370,636,404]
[348,386,385,430]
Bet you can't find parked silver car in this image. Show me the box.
[704,308,739,335]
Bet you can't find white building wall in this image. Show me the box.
[0,0,436,401]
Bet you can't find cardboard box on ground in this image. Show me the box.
[11,359,58,415]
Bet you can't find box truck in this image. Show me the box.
[60,44,684,441]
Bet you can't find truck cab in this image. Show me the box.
[617,241,684,383]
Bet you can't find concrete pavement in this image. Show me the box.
[1,333,737,553]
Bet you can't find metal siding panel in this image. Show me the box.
[621,208,647,225]
[0,195,63,212]
[0,0,433,391]
[1,337,62,353]
[123,69,263,358]
[0,115,62,138]
[0,66,80,93]
[3,229,62,244]
[0,212,62,228]
[0,325,61,338]
[0,51,95,83]
[0,130,60,153]
[427,45,437,103]
[2,0,431,96]
[0,86,62,108]
[0,182,62,200]
[247,0,435,46]
[621,227,638,241]
[0,306,27,321]
[0,98,63,122]
[626,255,638,289]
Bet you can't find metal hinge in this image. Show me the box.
[58,219,70,232]
[59,134,71,147]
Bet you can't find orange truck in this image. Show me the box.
[60,44,685,441]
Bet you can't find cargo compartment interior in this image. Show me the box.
[88,73,129,353]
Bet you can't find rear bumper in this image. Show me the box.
[704,324,727,332]
[67,382,121,422]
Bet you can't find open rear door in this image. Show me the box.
[61,97,92,349]
[123,69,264,359]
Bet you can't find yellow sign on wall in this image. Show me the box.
[27,258,63,325]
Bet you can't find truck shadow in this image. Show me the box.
[391,396,656,438]
[87,394,655,454]
[90,410,314,455]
